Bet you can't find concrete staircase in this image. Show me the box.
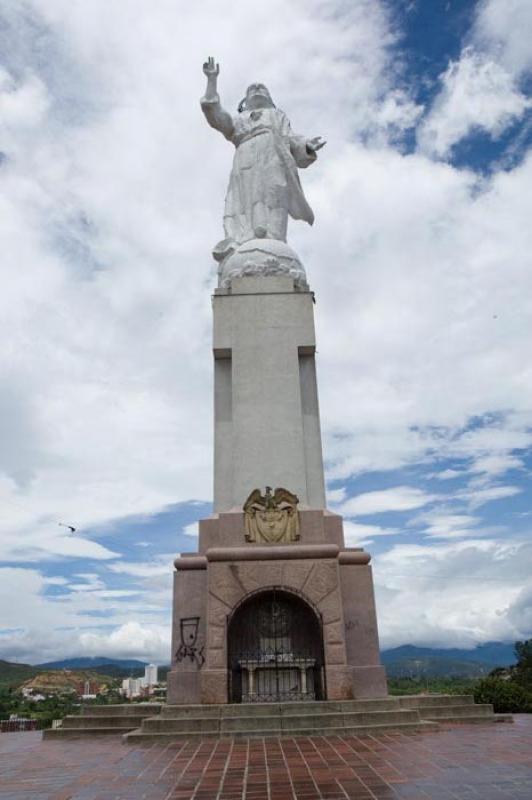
[123,695,512,744]
[396,694,513,725]
[123,698,438,744]
[43,695,511,742]
[42,703,162,739]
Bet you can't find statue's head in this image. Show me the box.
[238,83,275,113]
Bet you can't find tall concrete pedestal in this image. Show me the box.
[213,276,325,512]
[167,276,387,705]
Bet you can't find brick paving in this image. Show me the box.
[0,717,531,799]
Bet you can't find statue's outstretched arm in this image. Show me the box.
[279,112,326,169]
[201,57,234,141]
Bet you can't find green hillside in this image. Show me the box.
[384,655,492,679]
[0,659,42,689]
[21,669,117,694]
[382,643,515,673]
[0,657,171,688]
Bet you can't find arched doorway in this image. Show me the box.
[227,588,326,703]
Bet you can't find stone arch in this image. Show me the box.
[227,584,324,626]
[227,586,326,703]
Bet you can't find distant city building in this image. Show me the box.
[80,679,97,700]
[143,664,158,687]
[121,677,144,698]
[121,666,159,698]
[21,687,46,702]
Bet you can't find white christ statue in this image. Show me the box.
[201,57,325,259]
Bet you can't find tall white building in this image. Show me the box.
[121,678,143,698]
[143,664,158,687]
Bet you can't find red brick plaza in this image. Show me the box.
[1,717,532,800]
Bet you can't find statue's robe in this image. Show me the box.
[201,95,316,244]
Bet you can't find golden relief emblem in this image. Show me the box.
[243,486,300,544]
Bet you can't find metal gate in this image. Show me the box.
[228,589,325,703]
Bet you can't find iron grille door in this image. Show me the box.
[228,589,325,703]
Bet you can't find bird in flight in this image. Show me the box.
[58,522,77,533]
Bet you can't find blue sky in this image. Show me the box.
[1,0,531,663]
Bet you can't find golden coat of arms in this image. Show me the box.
[243,486,300,544]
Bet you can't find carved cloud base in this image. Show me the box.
[217,238,308,290]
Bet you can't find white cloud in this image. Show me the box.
[0,517,120,563]
[108,557,173,579]
[448,422,532,461]
[470,454,524,478]
[415,513,481,540]
[365,89,424,147]
[63,573,140,599]
[343,520,398,547]
[326,486,347,505]
[339,486,435,516]
[474,0,532,77]
[461,484,522,509]
[417,0,532,160]
[0,68,50,131]
[0,566,172,663]
[42,576,69,586]
[373,89,423,131]
[315,143,532,479]
[431,469,463,481]
[374,537,532,648]
[507,586,532,632]
[79,621,170,663]
[418,48,530,158]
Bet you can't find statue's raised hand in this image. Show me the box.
[203,57,220,78]
[306,136,326,153]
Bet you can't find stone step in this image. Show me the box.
[287,698,402,714]
[280,709,421,730]
[62,715,144,729]
[424,713,513,725]
[124,720,437,745]
[43,705,161,739]
[81,703,161,717]
[395,696,512,726]
[43,726,134,739]
[142,708,421,734]
[418,704,494,719]
[143,715,220,733]
[48,695,510,741]
[161,698,402,718]
[397,694,475,708]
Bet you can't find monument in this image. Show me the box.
[166,58,387,705]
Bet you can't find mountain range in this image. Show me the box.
[381,642,516,678]
[0,642,518,688]
[37,657,149,670]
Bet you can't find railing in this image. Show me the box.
[0,718,38,732]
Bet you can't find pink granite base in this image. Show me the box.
[167,670,201,705]
[351,666,388,698]
[169,509,388,705]
[200,669,229,704]
[325,666,355,700]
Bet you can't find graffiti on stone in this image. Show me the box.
[175,616,205,668]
